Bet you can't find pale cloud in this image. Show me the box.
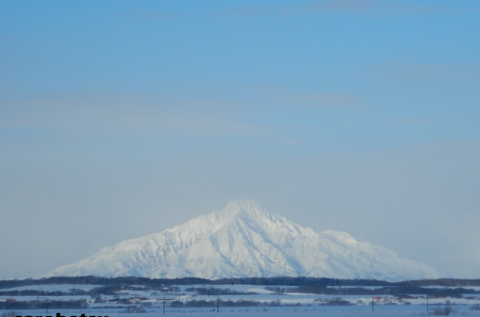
[212,6,270,18]
[281,0,450,16]
[118,10,174,21]
[214,0,451,19]
[255,86,366,109]
[283,92,365,108]
[280,0,380,15]
[123,113,269,138]
[376,59,480,81]
[0,88,367,140]
[0,90,270,139]
[395,116,439,127]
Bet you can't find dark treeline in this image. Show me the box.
[2,283,476,298]
[170,299,267,308]
[264,284,479,297]
[185,287,257,295]
[0,284,163,297]
[1,276,480,290]
[0,290,66,296]
[396,279,480,287]
[218,277,391,286]
[0,276,213,289]
[0,285,123,297]
[291,284,479,297]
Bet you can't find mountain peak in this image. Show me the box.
[220,199,270,217]
[225,199,262,208]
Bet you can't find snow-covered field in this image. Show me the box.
[2,283,480,316]
[2,306,479,317]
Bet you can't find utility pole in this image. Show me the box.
[163,295,166,314]
[371,294,374,313]
[216,295,219,313]
[40,297,48,314]
[426,291,429,312]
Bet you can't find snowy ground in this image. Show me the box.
[3,306,480,317]
[2,284,480,316]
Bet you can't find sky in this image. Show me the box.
[0,0,479,280]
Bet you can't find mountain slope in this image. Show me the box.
[47,200,444,281]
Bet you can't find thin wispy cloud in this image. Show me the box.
[214,0,452,19]
[0,90,271,140]
[376,59,480,81]
[280,0,380,15]
[285,0,449,16]
[118,10,174,21]
[211,6,270,18]
[255,86,366,110]
[395,116,439,127]
[283,92,365,109]
[121,113,270,139]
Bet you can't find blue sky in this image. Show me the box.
[1,0,479,279]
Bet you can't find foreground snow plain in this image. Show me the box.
[2,284,480,317]
[4,305,479,317]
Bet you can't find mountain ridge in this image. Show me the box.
[47,200,445,281]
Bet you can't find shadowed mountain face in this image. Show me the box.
[47,200,444,281]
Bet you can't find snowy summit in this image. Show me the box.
[47,200,444,281]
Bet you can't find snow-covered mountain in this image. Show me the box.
[47,200,444,281]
